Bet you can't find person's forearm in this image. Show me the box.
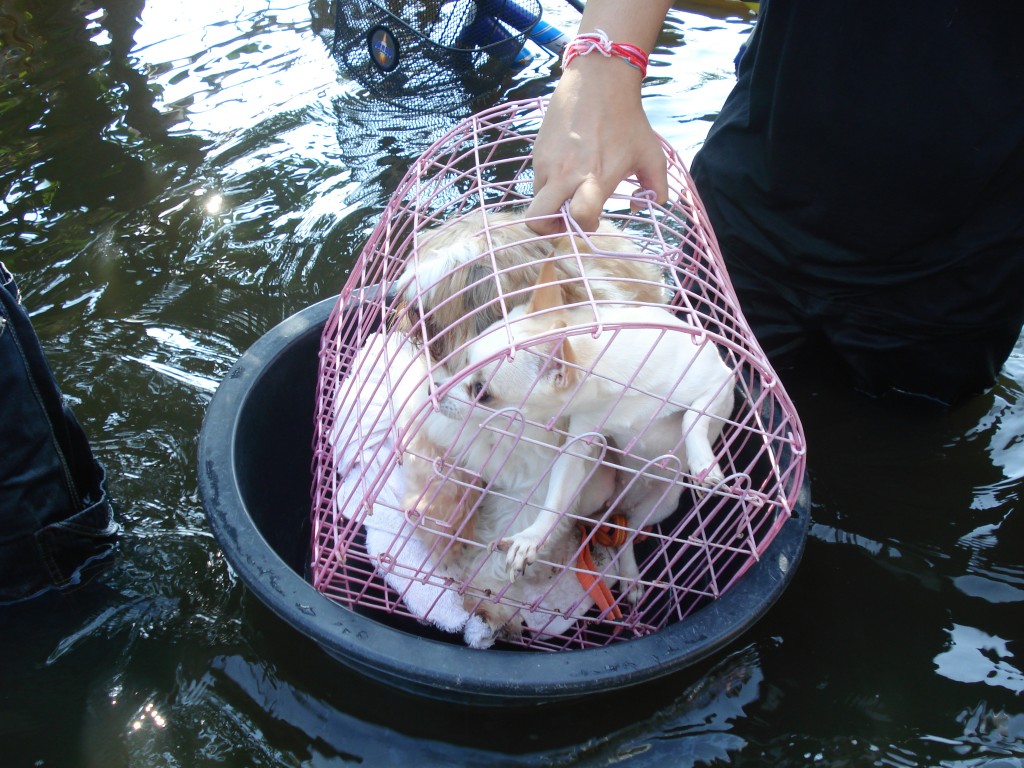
[524,1,673,233]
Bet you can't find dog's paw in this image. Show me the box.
[625,581,644,607]
[498,616,525,642]
[616,543,643,606]
[695,462,726,488]
[621,570,645,607]
[465,603,524,648]
[463,615,496,649]
[499,532,542,582]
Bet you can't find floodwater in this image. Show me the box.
[1,0,1022,765]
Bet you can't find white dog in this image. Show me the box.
[413,422,620,646]
[452,261,736,602]
[392,210,671,637]
[412,357,619,645]
[330,329,619,648]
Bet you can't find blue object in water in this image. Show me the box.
[476,0,570,54]
[523,18,570,54]
[457,5,533,68]
[475,0,538,32]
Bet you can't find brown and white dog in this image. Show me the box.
[395,209,668,379]
[393,209,669,640]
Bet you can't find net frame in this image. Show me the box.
[332,0,544,111]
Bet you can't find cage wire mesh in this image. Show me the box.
[333,0,543,111]
[310,97,807,652]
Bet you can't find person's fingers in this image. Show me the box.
[525,182,572,235]
[567,176,614,233]
[530,156,549,200]
[631,139,670,210]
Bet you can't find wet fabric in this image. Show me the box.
[690,0,1024,404]
[0,262,117,603]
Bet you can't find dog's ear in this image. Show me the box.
[549,320,580,390]
[526,259,564,315]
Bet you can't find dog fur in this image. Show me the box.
[395,208,667,378]
[452,260,736,602]
[394,209,668,640]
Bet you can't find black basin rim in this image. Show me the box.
[197,298,810,703]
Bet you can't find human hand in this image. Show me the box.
[525,53,669,234]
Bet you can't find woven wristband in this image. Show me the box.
[561,28,649,78]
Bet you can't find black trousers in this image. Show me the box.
[0,262,117,603]
[690,0,1024,405]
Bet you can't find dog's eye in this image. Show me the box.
[470,381,492,404]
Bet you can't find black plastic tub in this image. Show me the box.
[197,298,811,706]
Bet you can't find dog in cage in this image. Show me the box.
[393,208,668,541]
[315,98,808,653]
[396,209,669,377]
[390,209,677,643]
[442,258,736,606]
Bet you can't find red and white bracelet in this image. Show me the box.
[561,28,649,78]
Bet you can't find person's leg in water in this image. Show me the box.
[0,262,118,604]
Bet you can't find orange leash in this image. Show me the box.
[575,515,651,621]
[575,531,622,621]
[589,513,640,547]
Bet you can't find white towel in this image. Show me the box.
[329,333,485,638]
[327,332,607,648]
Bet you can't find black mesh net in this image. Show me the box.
[332,0,543,111]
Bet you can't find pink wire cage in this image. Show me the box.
[309,97,806,652]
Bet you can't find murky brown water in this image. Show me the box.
[2,1,1022,765]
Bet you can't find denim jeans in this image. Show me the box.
[0,262,117,603]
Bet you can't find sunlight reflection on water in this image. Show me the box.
[1,0,1022,766]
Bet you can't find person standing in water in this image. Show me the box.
[527,0,1024,406]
